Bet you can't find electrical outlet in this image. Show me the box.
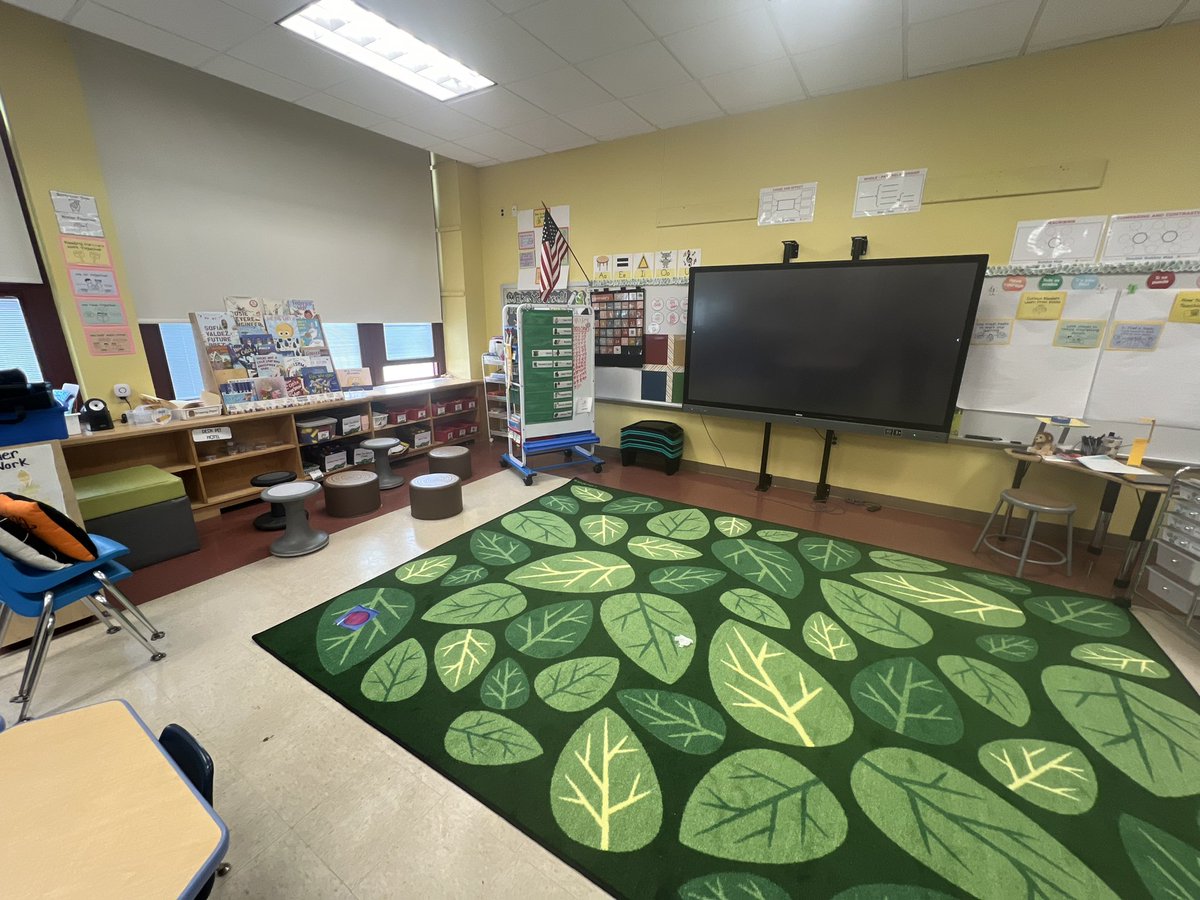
[113,383,131,399]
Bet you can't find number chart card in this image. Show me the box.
[592,289,644,368]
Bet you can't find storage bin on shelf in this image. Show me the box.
[434,419,478,443]
[387,405,428,426]
[296,416,336,445]
[431,394,476,417]
[396,422,432,449]
[337,412,368,437]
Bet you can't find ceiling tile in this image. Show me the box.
[508,66,612,114]
[503,116,594,151]
[225,27,364,88]
[68,3,216,67]
[430,141,496,166]
[771,0,902,54]
[1175,1,1200,22]
[454,130,543,162]
[908,0,1008,24]
[369,119,441,149]
[219,0,306,23]
[792,28,901,95]
[326,74,493,139]
[702,57,805,114]
[1028,0,1181,52]
[358,0,504,52]
[578,40,692,98]
[199,53,314,101]
[558,100,656,140]
[5,0,76,19]
[435,16,566,84]
[664,8,785,79]
[625,81,722,128]
[295,92,387,129]
[908,1,1039,77]
[624,0,763,37]
[91,0,266,51]
[489,0,540,11]
[513,0,654,63]
[447,86,545,128]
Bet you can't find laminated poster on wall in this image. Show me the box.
[50,190,103,237]
[68,266,119,297]
[1100,209,1200,262]
[1008,216,1107,264]
[852,169,925,217]
[76,299,126,327]
[757,181,817,226]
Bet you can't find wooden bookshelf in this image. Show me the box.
[60,377,484,521]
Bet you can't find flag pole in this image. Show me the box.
[542,202,592,289]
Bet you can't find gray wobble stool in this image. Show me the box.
[973,487,1075,578]
[428,445,472,480]
[361,437,405,489]
[250,470,297,531]
[261,481,329,557]
[410,473,463,520]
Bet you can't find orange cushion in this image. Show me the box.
[0,493,97,564]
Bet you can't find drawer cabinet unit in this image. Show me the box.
[1134,466,1200,624]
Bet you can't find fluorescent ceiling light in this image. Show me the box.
[280,0,493,101]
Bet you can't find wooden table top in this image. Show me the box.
[1004,447,1170,493]
[0,700,227,899]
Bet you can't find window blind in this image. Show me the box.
[159,322,204,401]
[0,298,43,381]
[323,322,363,370]
[384,323,435,360]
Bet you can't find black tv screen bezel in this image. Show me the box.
[680,254,988,443]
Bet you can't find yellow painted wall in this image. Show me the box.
[0,4,154,400]
[469,23,1200,536]
[434,156,489,380]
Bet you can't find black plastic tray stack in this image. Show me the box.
[620,419,684,475]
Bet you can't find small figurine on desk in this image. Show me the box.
[1030,432,1056,457]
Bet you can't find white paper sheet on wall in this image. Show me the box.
[956,277,1118,416]
[1086,289,1200,427]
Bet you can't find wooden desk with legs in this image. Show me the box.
[1005,448,1169,605]
[0,700,228,899]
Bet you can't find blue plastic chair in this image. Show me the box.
[0,535,167,722]
[159,724,228,897]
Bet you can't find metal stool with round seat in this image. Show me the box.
[360,437,405,489]
[324,469,381,518]
[409,473,463,520]
[249,470,297,531]
[972,487,1075,578]
[428,445,472,480]
[260,481,328,557]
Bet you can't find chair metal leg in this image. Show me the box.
[1065,511,1074,577]
[15,593,56,722]
[972,499,1005,553]
[82,595,121,634]
[1016,511,1039,579]
[92,594,166,662]
[0,604,12,650]
[94,572,165,641]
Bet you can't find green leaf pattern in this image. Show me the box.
[718,588,791,630]
[803,612,858,661]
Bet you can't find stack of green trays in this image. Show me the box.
[620,420,684,474]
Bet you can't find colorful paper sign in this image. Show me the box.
[68,266,119,297]
[1053,320,1105,349]
[76,299,126,326]
[83,326,135,356]
[1108,321,1163,351]
[59,236,111,267]
[970,319,1013,345]
[1016,291,1066,320]
[1168,291,1200,324]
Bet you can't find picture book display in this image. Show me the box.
[192,298,341,412]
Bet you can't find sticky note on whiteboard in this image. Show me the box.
[1016,291,1066,320]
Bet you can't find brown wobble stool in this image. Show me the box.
[428,445,472,480]
[324,469,381,518]
[409,473,463,520]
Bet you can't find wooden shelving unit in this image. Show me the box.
[60,376,484,520]
[482,352,506,442]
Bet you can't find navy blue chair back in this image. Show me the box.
[158,724,216,899]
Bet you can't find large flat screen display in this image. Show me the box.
[682,255,987,441]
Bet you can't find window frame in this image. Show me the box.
[359,322,445,385]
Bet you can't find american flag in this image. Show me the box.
[538,208,568,301]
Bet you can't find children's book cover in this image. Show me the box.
[223,296,267,331]
[252,376,287,401]
[296,315,326,350]
[194,311,236,347]
[301,368,340,395]
[264,315,301,355]
[253,353,284,377]
[288,299,318,319]
[207,344,233,371]
[284,376,308,398]
[219,378,255,404]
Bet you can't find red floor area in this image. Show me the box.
[115,440,1136,610]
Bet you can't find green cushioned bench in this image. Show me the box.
[72,466,198,569]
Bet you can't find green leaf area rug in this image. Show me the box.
[253,479,1200,900]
